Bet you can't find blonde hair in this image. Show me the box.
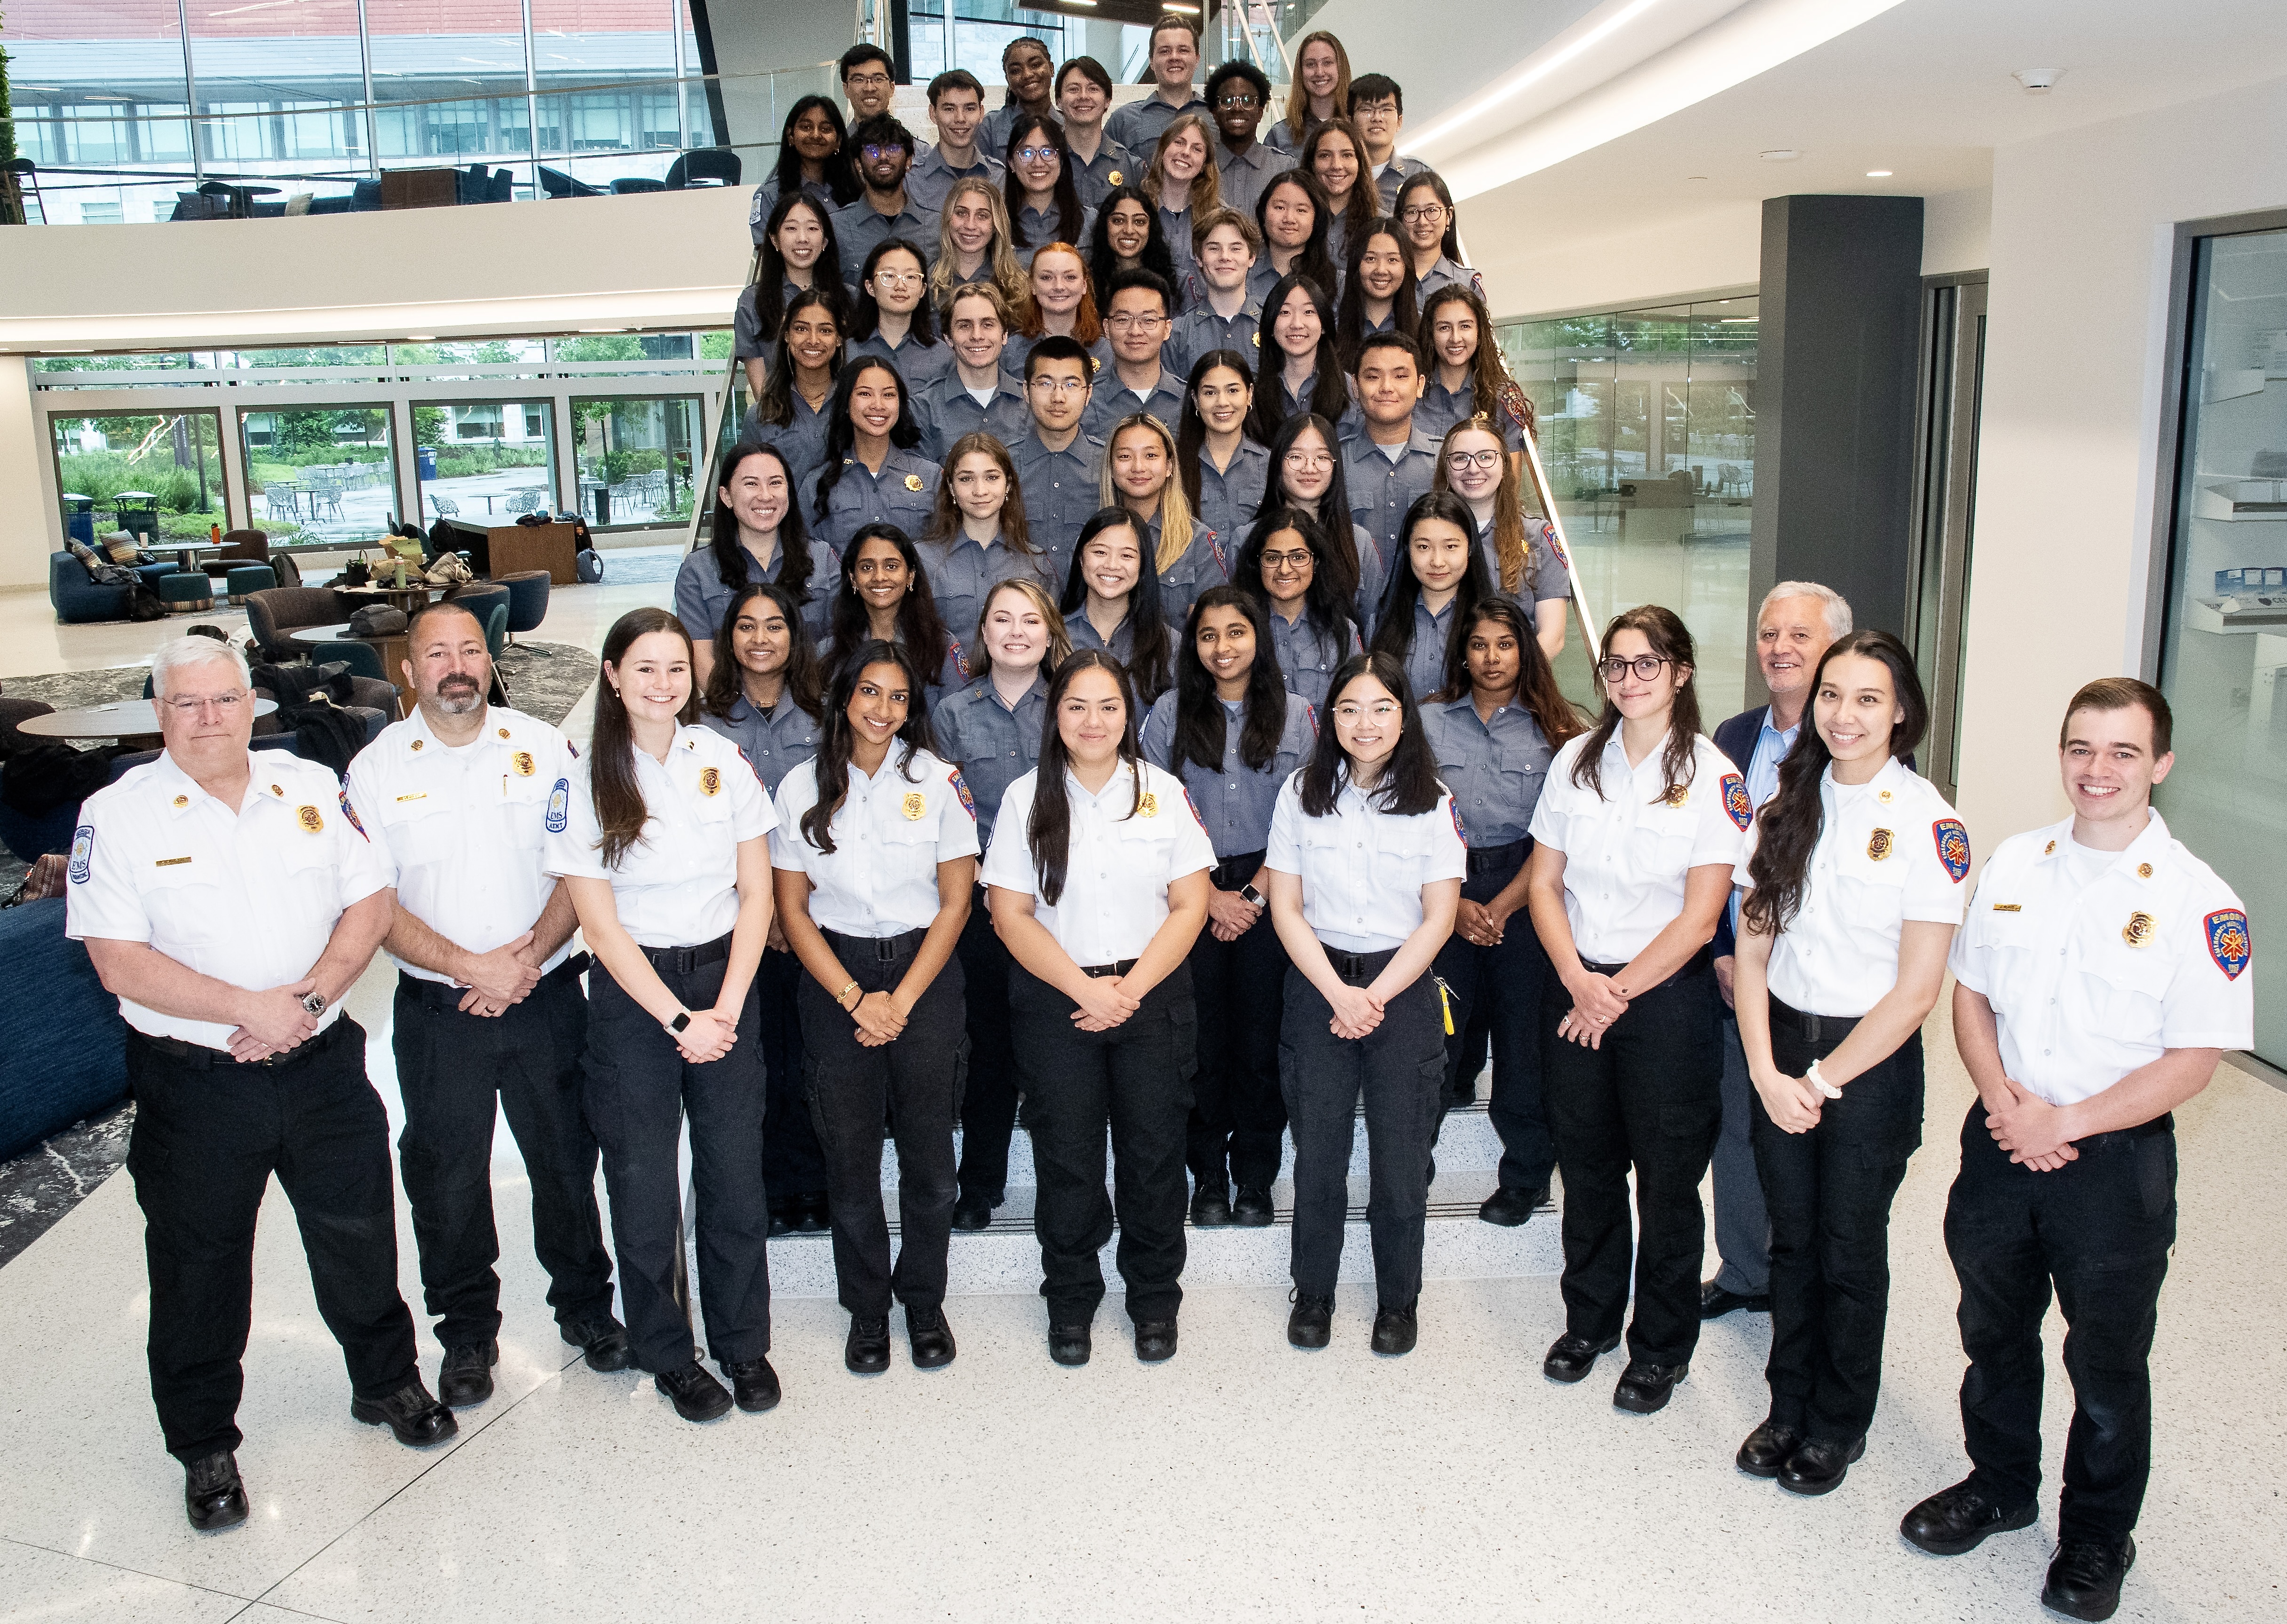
[1099,413,1195,575]
[1017,242,1102,346]
[1282,31,1353,144]
[1142,113,1223,222]
[1430,416,1533,597]
[930,176,1029,314]
[973,576,1071,676]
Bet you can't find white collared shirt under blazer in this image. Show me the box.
[1948,810,2253,1107]
[979,760,1214,965]
[770,747,981,937]
[543,724,775,949]
[64,749,389,1049]
[1733,757,1969,1018]
[1527,731,1749,963]
[1264,773,1470,954]
[344,705,577,984]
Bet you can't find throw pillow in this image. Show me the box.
[64,538,103,577]
[102,532,142,565]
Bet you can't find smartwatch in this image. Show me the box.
[668,1010,692,1034]
[301,991,328,1017]
[1239,883,1268,908]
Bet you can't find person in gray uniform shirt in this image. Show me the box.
[1013,336,1106,586]
[676,442,842,681]
[1054,55,1135,210]
[835,116,937,288]
[1104,14,1209,163]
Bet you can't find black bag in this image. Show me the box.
[127,584,168,622]
[348,604,408,637]
[1,743,117,816]
[576,548,604,583]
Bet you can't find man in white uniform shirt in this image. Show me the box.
[67,636,450,1534]
[343,603,631,1412]
[1901,678,2253,1624]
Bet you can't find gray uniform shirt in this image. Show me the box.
[1013,430,1106,590]
[929,671,1047,849]
[1140,690,1317,859]
[1423,694,1555,848]
[701,692,824,796]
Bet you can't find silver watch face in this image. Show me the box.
[301,991,327,1015]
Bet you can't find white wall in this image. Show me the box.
[1952,72,2287,851]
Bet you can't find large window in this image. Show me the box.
[2153,216,2287,1066]
[569,395,703,531]
[413,398,561,525]
[1499,298,1759,714]
[48,410,229,544]
[237,406,400,546]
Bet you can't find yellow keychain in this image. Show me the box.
[1432,974,1456,1036]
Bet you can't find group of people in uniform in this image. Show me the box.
[54,21,2254,1624]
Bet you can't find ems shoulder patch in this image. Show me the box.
[1933,818,1971,883]
[546,777,570,834]
[68,825,93,885]
[2206,908,2251,981]
[1449,797,1468,848]
[339,790,368,841]
[1721,773,1752,830]
[950,768,978,820]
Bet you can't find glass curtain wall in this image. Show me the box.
[2153,219,2287,1066]
[1497,298,1759,714]
[238,407,399,546]
[49,410,229,544]
[569,396,704,529]
[412,399,561,526]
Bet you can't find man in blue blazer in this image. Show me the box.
[1703,582,1852,1318]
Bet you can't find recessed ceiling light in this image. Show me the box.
[1686,175,1709,181]
[2013,68,2064,93]
[1760,149,1800,162]
[1866,170,1892,178]
[404,334,435,340]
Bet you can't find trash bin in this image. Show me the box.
[112,491,162,545]
[60,493,95,547]
[591,486,612,527]
[418,446,437,479]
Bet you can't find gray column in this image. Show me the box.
[1747,194,1924,696]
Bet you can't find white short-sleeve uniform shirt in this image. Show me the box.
[1527,731,1749,964]
[1263,772,1469,953]
[343,705,577,983]
[1734,756,1969,1017]
[770,747,981,937]
[979,759,1214,965]
[65,750,390,1048]
[1948,810,2253,1106]
[543,725,776,949]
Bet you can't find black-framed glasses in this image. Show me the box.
[1258,547,1314,569]
[1443,449,1501,472]
[1013,145,1061,165]
[1597,654,1672,683]
[1400,203,1446,224]
[859,143,907,162]
[1217,93,1262,109]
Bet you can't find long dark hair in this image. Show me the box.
[1262,410,1364,608]
[1003,111,1089,250]
[814,357,924,521]
[1254,169,1341,300]
[1742,630,1931,934]
[1176,348,1254,512]
[707,442,821,614]
[849,239,940,345]
[773,94,860,208]
[1171,586,1289,775]
[1336,218,1420,373]
[588,608,699,868]
[1248,273,1351,441]
[750,192,847,346]
[1060,506,1174,705]
[1089,183,1184,315]
[1234,505,1358,656]
[1419,285,1530,437]
[1370,490,1494,674]
[1393,169,1464,264]
[1568,604,1705,803]
[799,639,934,855]
[1301,118,1374,249]
[1445,597,1585,749]
[826,522,951,684]
[1026,647,1144,906]
[752,285,846,430]
[1298,652,1440,817]
[703,580,826,722]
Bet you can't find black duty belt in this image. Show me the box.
[1578,946,1712,995]
[1210,850,1267,892]
[131,1016,351,1071]
[823,926,928,962]
[1079,959,1139,978]
[399,951,591,1009]
[1327,945,1399,981]
[641,931,732,975]
[2074,1113,2175,1149]
[1466,836,1531,877]
[1768,996,1859,1045]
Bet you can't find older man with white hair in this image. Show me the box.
[66,635,449,1535]
[1703,581,1853,1320]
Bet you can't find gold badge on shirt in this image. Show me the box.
[2137,863,2153,879]
[902,791,927,820]
[903,473,925,492]
[498,727,511,740]
[171,795,188,808]
[1138,792,1159,818]
[297,804,324,833]
[699,766,721,797]
[1108,170,1123,187]
[1867,828,1894,861]
[1877,788,1893,803]
[511,751,535,777]
[1661,785,1688,808]
[2122,911,2155,948]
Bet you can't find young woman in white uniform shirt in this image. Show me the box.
[981,649,1213,1367]
[1525,605,1747,1416]
[1730,630,1966,1495]
[1263,650,1466,1357]
[545,608,780,1426]
[772,640,979,1377]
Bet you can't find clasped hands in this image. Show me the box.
[1206,886,1263,944]
[1555,970,1629,1050]
[455,930,544,1018]
[1983,1078,2080,1171]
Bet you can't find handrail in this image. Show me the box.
[685,246,768,560]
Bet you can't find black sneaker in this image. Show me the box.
[1287,1291,1333,1349]
[437,1339,498,1407]
[653,1362,733,1422]
[1370,1302,1418,1356]
[2042,1536,2135,1621]
[183,1450,247,1531]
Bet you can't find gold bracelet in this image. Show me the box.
[836,980,861,1009]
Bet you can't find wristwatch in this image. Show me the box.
[1239,883,1268,908]
[301,991,328,1017]
[668,1009,692,1034]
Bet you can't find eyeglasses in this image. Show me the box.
[1400,203,1446,224]
[1029,376,1090,395]
[1013,145,1061,165]
[1331,702,1401,723]
[871,269,921,287]
[1106,313,1166,331]
[1597,654,1673,683]
[1258,548,1314,569]
[160,692,248,716]
[846,71,893,88]
[1282,452,1334,471]
[1216,93,1261,109]
[858,143,906,162]
[1444,449,1501,472]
